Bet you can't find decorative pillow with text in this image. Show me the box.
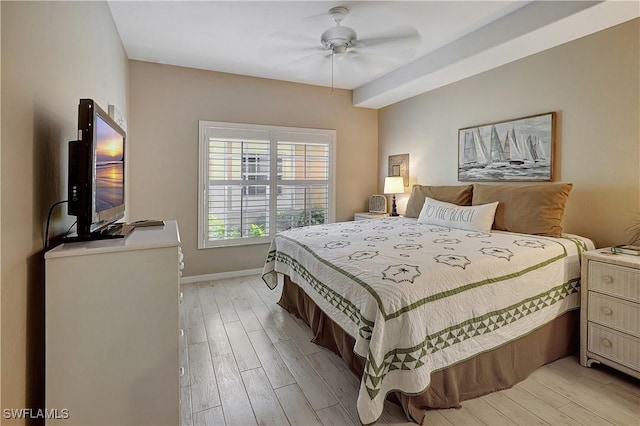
[417,197,498,233]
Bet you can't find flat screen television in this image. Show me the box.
[68,99,126,239]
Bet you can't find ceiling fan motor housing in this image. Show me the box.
[321,6,357,54]
[321,25,357,53]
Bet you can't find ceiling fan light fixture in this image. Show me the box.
[320,25,357,51]
[332,44,348,55]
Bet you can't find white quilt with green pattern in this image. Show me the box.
[262,217,594,424]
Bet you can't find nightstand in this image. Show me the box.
[580,248,640,379]
[354,212,389,221]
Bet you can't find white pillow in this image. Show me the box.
[417,197,498,233]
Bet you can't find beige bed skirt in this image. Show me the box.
[278,275,579,424]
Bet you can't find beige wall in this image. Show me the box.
[128,61,378,277]
[1,1,128,419]
[379,19,640,248]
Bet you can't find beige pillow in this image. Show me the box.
[471,183,573,237]
[404,185,473,218]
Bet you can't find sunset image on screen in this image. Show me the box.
[95,116,124,212]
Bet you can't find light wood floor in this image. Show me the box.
[180,275,640,425]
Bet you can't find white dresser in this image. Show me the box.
[45,221,182,425]
[580,248,640,379]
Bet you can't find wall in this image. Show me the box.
[379,19,640,248]
[1,1,128,419]
[128,61,378,277]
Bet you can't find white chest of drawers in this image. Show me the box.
[580,249,640,379]
[45,221,182,425]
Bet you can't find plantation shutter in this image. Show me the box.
[199,122,335,248]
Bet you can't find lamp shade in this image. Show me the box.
[384,176,405,194]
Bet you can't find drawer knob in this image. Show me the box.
[601,338,612,347]
[601,307,613,315]
[602,275,614,284]
[179,366,185,377]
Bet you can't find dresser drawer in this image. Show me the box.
[588,323,640,371]
[588,292,640,337]
[589,261,640,302]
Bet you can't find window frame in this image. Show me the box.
[198,121,336,249]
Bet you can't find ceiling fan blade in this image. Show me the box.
[279,50,328,69]
[267,31,320,47]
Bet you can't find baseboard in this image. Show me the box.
[180,268,264,284]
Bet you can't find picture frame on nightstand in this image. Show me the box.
[369,195,387,213]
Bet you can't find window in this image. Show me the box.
[198,121,335,248]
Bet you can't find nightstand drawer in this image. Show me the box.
[588,292,640,337]
[589,261,640,302]
[588,323,640,370]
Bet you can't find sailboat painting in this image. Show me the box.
[458,112,555,181]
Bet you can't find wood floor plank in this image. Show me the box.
[547,360,639,415]
[224,320,261,371]
[605,381,640,407]
[514,379,570,409]
[180,385,193,426]
[197,283,221,316]
[374,400,414,425]
[186,315,207,345]
[250,304,291,343]
[481,392,547,425]
[315,404,356,426]
[204,313,233,357]
[438,406,486,425]
[181,276,640,426]
[231,297,264,333]
[241,367,290,426]
[188,341,221,412]
[501,385,581,425]
[215,289,240,323]
[552,355,616,385]
[275,384,321,426]
[421,410,455,426]
[273,311,312,340]
[320,348,361,388]
[529,366,639,425]
[274,339,338,411]
[192,406,225,426]
[463,397,516,426]
[557,402,615,426]
[306,350,360,423]
[183,285,207,344]
[212,352,257,426]
[247,329,296,389]
[242,286,268,308]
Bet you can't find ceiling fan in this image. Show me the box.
[265,5,421,90]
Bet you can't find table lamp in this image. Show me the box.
[384,176,404,217]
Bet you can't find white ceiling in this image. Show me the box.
[108,1,640,109]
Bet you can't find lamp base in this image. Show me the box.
[391,195,399,217]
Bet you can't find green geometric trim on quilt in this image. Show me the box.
[278,234,387,316]
[361,278,580,400]
[277,233,569,321]
[271,250,374,337]
[386,243,568,320]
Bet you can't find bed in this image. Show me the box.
[262,183,595,424]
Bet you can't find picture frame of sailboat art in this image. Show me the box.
[458,112,555,181]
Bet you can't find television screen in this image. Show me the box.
[94,115,125,213]
[68,99,126,239]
